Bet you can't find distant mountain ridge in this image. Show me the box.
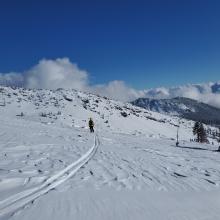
[142,82,220,109]
[131,97,220,127]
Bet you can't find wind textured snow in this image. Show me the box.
[0,86,220,220]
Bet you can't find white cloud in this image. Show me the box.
[0,57,219,107]
[90,80,145,102]
[145,82,220,108]
[0,72,24,87]
[24,58,88,90]
[0,58,88,90]
[0,58,144,102]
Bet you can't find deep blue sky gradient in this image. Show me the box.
[0,0,220,89]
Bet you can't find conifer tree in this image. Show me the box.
[218,128,220,143]
[193,121,200,142]
[199,123,207,143]
[193,121,207,143]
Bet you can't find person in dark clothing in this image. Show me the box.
[89,118,94,133]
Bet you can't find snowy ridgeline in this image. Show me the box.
[0,86,203,139]
[1,86,220,220]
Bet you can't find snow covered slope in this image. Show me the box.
[0,86,197,139]
[0,86,220,220]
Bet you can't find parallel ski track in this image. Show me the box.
[0,134,99,219]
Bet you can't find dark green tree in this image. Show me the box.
[193,121,207,143]
[193,121,200,142]
[218,128,220,143]
[199,123,207,143]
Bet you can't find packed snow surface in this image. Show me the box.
[0,86,220,220]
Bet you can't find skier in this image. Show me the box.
[88,118,94,133]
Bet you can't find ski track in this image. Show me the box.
[0,134,99,219]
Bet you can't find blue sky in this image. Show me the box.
[0,0,220,89]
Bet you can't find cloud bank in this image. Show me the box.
[24,58,88,90]
[0,58,144,102]
[91,81,145,102]
[0,72,24,87]
[0,57,220,107]
[144,83,220,108]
